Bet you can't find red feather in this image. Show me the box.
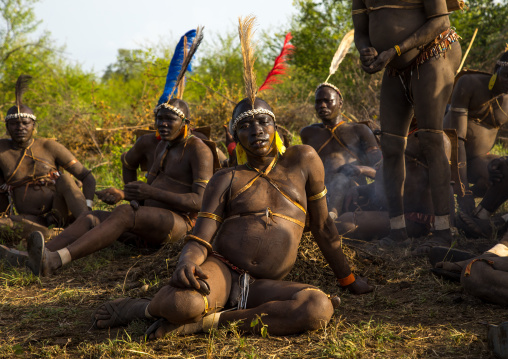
[258,33,294,92]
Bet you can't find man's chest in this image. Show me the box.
[0,148,56,182]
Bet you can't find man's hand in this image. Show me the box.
[359,47,378,67]
[344,277,374,295]
[170,260,210,293]
[96,187,125,205]
[124,181,153,201]
[361,48,397,74]
[488,157,508,184]
[338,163,361,177]
[344,186,360,211]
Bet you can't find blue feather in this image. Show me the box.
[157,29,197,105]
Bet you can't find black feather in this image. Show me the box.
[168,26,204,102]
[15,75,32,110]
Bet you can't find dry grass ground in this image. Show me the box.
[0,230,502,358]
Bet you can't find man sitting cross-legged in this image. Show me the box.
[300,83,381,217]
[92,98,373,339]
[21,99,214,275]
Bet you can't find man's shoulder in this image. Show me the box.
[284,144,319,161]
[301,123,324,133]
[0,139,11,150]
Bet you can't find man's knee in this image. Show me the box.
[417,131,444,154]
[380,136,406,159]
[151,286,206,324]
[293,289,333,331]
[110,204,136,227]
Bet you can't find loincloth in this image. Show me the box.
[209,251,253,310]
[386,28,460,78]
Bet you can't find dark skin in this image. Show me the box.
[0,113,94,238]
[29,102,214,275]
[300,87,381,215]
[353,0,461,243]
[94,99,373,338]
[96,133,160,205]
[337,132,450,240]
[443,66,508,214]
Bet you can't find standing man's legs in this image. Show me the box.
[412,44,461,250]
[378,71,414,244]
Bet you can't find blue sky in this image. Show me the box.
[34,0,296,74]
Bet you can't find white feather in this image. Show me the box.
[329,29,355,77]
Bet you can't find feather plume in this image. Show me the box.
[238,15,258,107]
[177,36,189,100]
[167,26,204,102]
[15,75,32,112]
[258,33,294,92]
[157,29,197,106]
[325,29,355,83]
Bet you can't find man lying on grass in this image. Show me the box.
[92,96,373,339]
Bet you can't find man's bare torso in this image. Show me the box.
[0,138,68,216]
[212,146,310,280]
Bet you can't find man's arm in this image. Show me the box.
[49,140,96,206]
[450,77,475,213]
[170,169,233,291]
[303,146,373,294]
[0,173,8,213]
[124,140,214,213]
[357,124,382,168]
[358,0,451,73]
[121,136,150,184]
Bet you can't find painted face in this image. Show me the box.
[315,87,342,122]
[6,117,35,144]
[236,114,276,157]
[494,66,508,94]
[156,108,184,141]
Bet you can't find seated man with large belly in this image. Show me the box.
[300,83,381,217]
[0,75,94,243]
[92,97,373,339]
[444,51,508,215]
[17,98,214,276]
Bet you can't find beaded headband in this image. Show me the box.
[230,108,276,133]
[497,60,508,67]
[315,82,343,99]
[153,103,187,121]
[5,113,37,122]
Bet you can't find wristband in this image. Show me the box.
[86,199,93,210]
[394,45,402,56]
[227,142,237,156]
[338,273,355,287]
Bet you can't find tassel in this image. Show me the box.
[324,29,355,83]
[258,33,294,92]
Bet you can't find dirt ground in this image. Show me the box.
[0,230,504,358]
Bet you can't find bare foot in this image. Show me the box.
[93,297,150,329]
[344,277,374,295]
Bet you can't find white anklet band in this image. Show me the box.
[86,199,93,210]
[433,215,450,231]
[486,243,508,257]
[202,312,221,332]
[390,215,406,230]
[144,303,153,319]
[56,248,72,266]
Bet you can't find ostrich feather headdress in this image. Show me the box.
[315,29,355,99]
[154,27,204,119]
[5,75,36,121]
